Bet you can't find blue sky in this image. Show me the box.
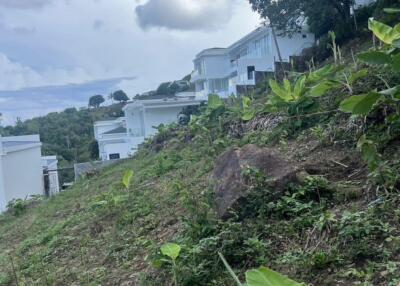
[0,0,260,125]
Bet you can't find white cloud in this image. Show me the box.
[135,0,237,31]
[0,0,53,10]
[0,53,94,90]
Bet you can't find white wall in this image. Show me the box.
[0,155,6,212]
[103,141,132,160]
[2,146,44,204]
[274,32,315,61]
[144,107,184,137]
[203,55,230,79]
[126,108,145,137]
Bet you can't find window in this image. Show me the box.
[209,79,228,92]
[109,153,120,160]
[247,66,255,80]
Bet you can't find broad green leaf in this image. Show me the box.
[242,110,256,121]
[307,81,338,97]
[368,18,400,44]
[283,79,292,95]
[357,135,379,171]
[208,94,224,110]
[242,96,252,108]
[349,69,368,85]
[380,85,400,97]
[122,170,134,189]
[246,266,304,286]
[340,92,381,115]
[160,243,181,261]
[358,51,392,66]
[269,79,292,101]
[308,64,337,82]
[384,8,400,14]
[293,75,306,99]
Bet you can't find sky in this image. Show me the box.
[0,0,261,125]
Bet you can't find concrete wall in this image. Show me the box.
[144,106,184,137]
[0,154,6,212]
[2,146,44,204]
[103,141,132,160]
[203,55,230,79]
[74,160,121,181]
[274,32,315,62]
[125,108,145,137]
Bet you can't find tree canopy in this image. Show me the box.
[112,90,129,102]
[248,0,357,40]
[89,94,105,108]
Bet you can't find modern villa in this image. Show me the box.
[94,96,203,161]
[191,25,315,98]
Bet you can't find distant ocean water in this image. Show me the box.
[0,77,135,126]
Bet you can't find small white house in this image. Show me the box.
[191,25,315,97]
[94,97,203,161]
[94,117,133,161]
[0,135,44,212]
[42,156,60,196]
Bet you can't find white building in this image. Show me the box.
[42,156,60,196]
[191,25,315,97]
[0,135,44,212]
[94,117,132,161]
[94,97,203,161]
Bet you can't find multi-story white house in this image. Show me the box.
[94,97,203,161]
[0,135,44,212]
[191,25,315,98]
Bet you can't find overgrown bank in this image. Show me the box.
[1,15,400,286]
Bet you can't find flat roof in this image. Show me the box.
[1,135,42,153]
[195,48,228,59]
[124,97,203,110]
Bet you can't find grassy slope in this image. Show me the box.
[1,42,400,286]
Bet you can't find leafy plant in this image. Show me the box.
[161,243,181,286]
[246,267,305,286]
[267,65,340,115]
[340,18,400,117]
[122,170,134,190]
[219,252,305,286]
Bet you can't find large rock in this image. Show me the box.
[212,144,299,218]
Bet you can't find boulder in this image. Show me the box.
[212,144,299,218]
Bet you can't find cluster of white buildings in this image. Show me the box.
[0,135,59,212]
[94,24,317,160]
[94,96,203,160]
[191,25,315,98]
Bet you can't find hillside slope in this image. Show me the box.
[1,22,400,286]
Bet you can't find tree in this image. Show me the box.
[88,95,105,108]
[156,82,172,95]
[248,0,357,41]
[111,90,129,103]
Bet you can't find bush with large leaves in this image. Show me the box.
[267,65,341,116]
[340,17,400,116]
